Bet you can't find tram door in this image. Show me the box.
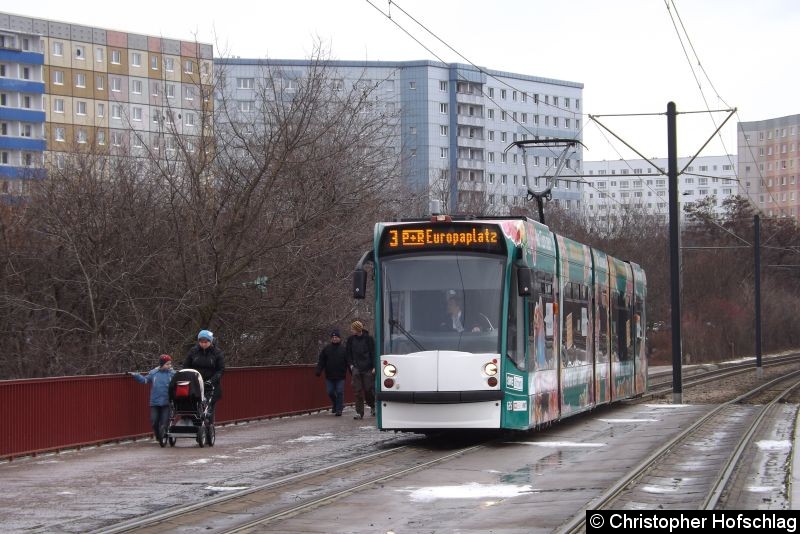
[529,270,559,425]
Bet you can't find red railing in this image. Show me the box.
[0,366,353,460]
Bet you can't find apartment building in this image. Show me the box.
[738,114,800,219]
[0,11,213,197]
[582,155,738,221]
[215,58,584,214]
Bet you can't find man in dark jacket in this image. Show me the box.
[184,329,225,422]
[315,329,348,416]
[345,320,375,419]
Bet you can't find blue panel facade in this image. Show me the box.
[0,49,44,65]
[0,137,46,151]
[0,107,45,122]
[0,78,45,94]
[0,166,46,179]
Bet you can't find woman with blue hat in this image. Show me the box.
[183,329,225,422]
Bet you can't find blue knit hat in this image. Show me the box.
[197,329,213,342]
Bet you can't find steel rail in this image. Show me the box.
[557,368,800,533]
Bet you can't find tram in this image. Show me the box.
[352,214,646,431]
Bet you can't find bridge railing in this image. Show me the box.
[0,365,353,460]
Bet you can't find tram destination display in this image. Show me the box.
[379,223,506,255]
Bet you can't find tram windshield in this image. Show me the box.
[381,254,504,355]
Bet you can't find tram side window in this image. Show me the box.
[562,281,589,366]
[614,291,633,362]
[596,286,609,363]
[507,269,526,370]
[528,271,555,371]
[610,290,620,362]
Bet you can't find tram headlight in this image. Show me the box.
[383,363,397,377]
[483,362,498,376]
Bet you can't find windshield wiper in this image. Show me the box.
[389,320,426,351]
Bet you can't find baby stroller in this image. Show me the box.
[164,369,216,447]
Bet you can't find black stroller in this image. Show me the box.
[164,369,216,447]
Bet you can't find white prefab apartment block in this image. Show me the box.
[738,114,800,220]
[582,155,738,221]
[214,58,583,214]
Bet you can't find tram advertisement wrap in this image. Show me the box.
[586,510,797,533]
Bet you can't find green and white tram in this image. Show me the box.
[352,215,646,431]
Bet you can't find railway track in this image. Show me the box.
[558,367,800,532]
[95,436,492,533]
[645,352,800,397]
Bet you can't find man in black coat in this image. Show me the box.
[184,329,225,422]
[315,329,348,416]
[345,320,375,419]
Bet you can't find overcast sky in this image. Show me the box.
[12,0,800,161]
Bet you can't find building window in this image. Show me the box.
[132,107,142,121]
[238,100,254,112]
[97,131,106,145]
[97,103,105,117]
[150,55,158,70]
[409,81,416,90]
[75,73,86,88]
[53,70,64,85]
[184,60,193,74]
[440,103,448,114]
[164,58,174,72]
[113,131,123,147]
[95,47,103,63]
[54,98,64,113]
[111,77,121,92]
[131,52,141,67]
[440,147,448,159]
[74,45,85,60]
[237,78,254,89]
[439,80,447,91]
[332,79,343,92]
[132,79,143,94]
[76,101,87,115]
[76,129,87,143]
[111,50,121,64]
[166,84,175,99]
[112,104,122,119]
[53,41,63,56]
[185,112,195,126]
[96,75,104,90]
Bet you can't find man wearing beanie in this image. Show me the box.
[345,320,376,419]
[129,354,175,441]
[315,329,348,416]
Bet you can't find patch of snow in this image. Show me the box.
[598,418,659,423]
[205,486,249,491]
[510,441,605,448]
[287,433,334,443]
[756,440,792,451]
[398,482,535,502]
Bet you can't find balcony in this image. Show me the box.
[455,92,483,106]
[457,136,484,149]
[457,158,485,170]
[456,114,483,127]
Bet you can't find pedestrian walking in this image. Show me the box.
[315,329,348,416]
[345,320,375,419]
[129,354,176,440]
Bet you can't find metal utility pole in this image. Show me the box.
[667,102,683,404]
[754,214,763,378]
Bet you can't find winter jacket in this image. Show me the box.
[133,367,176,406]
[346,330,375,373]
[315,342,349,380]
[184,344,225,399]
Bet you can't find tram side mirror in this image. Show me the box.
[516,265,532,297]
[353,269,367,299]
